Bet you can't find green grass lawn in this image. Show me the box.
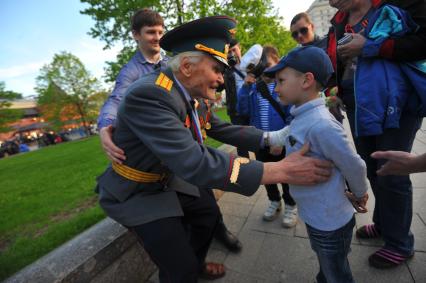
[0,107,229,280]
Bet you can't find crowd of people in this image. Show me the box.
[94,1,426,282]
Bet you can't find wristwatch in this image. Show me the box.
[263,132,270,148]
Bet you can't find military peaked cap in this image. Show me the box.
[160,15,236,66]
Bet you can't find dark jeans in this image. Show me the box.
[306,216,356,283]
[131,189,220,283]
[256,148,296,206]
[229,114,250,158]
[347,109,422,256]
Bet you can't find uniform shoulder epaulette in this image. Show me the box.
[155,72,173,92]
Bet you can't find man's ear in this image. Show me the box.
[179,56,193,77]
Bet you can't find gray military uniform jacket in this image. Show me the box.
[97,67,264,227]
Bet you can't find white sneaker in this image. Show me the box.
[282,205,298,228]
[263,201,282,221]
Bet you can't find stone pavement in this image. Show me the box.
[150,119,426,283]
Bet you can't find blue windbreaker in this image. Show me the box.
[354,5,426,137]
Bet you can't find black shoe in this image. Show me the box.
[214,228,242,253]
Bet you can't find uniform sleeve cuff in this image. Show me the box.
[224,158,263,196]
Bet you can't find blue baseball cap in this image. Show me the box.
[264,46,334,87]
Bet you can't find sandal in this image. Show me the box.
[369,248,414,269]
[356,224,381,239]
[199,262,226,280]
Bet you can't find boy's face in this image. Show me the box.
[229,44,242,61]
[266,54,279,69]
[274,67,306,105]
[133,25,164,56]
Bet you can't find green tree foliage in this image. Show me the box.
[37,82,74,131]
[221,0,296,54]
[86,90,110,122]
[80,0,296,82]
[36,52,101,134]
[0,82,23,133]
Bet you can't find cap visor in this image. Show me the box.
[263,62,286,77]
[213,55,229,66]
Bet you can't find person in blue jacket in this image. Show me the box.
[327,0,424,269]
[237,45,297,227]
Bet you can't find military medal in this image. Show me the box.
[204,99,212,130]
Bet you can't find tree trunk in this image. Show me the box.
[176,0,184,25]
[75,102,90,137]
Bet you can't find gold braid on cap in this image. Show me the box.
[195,43,227,60]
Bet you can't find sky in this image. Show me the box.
[0,0,314,97]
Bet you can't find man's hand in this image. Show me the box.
[262,143,333,186]
[371,151,421,176]
[99,125,126,164]
[345,191,368,213]
[337,33,366,59]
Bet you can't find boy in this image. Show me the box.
[264,46,369,283]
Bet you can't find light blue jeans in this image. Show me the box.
[306,216,356,283]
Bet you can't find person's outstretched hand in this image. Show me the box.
[99,125,126,164]
[371,151,420,176]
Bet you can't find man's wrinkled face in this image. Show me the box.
[133,25,164,55]
[187,55,225,100]
[290,18,315,45]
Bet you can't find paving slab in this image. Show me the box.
[407,251,426,282]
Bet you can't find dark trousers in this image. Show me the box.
[131,189,220,283]
[229,114,250,158]
[256,148,296,206]
[307,216,356,283]
[347,110,422,256]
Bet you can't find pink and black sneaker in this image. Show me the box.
[369,248,414,268]
[356,224,381,239]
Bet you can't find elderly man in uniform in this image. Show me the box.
[96,16,332,282]
[98,8,244,253]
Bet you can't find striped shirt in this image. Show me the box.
[257,82,276,131]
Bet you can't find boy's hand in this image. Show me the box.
[244,73,256,85]
[345,191,368,213]
[269,146,283,156]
